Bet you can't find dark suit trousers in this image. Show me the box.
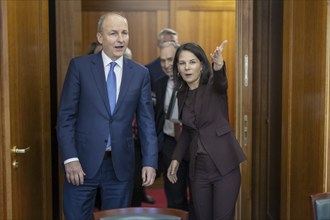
[190,154,241,220]
[131,139,144,206]
[63,155,133,220]
[162,134,191,211]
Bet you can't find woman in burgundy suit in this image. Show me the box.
[167,41,246,220]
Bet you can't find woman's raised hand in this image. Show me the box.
[210,40,228,71]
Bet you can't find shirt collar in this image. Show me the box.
[101,51,124,68]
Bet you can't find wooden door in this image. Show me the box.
[251,1,284,219]
[0,0,52,219]
[281,1,329,219]
[235,1,253,219]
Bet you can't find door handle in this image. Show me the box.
[244,54,249,87]
[11,146,30,154]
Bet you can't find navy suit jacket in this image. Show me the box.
[145,57,165,90]
[57,52,158,181]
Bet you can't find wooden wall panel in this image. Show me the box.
[56,0,82,100]
[281,0,328,219]
[125,11,169,64]
[82,11,169,64]
[81,0,169,64]
[82,0,168,11]
[81,0,236,125]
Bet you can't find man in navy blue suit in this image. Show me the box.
[146,28,179,89]
[57,12,158,220]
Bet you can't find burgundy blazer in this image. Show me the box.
[172,64,247,178]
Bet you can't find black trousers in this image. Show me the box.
[131,139,144,206]
[162,134,196,219]
[191,154,241,220]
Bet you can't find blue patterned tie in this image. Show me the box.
[107,62,117,114]
[106,62,117,149]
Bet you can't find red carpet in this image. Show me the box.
[94,177,167,212]
[142,188,167,208]
[94,187,167,213]
[142,177,167,208]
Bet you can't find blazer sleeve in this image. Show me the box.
[136,70,158,169]
[57,58,80,162]
[212,62,228,94]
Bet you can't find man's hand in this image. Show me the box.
[64,161,86,186]
[141,166,156,187]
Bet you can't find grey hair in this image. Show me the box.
[97,12,127,33]
[157,28,178,44]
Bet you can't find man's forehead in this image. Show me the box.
[160,35,177,43]
[103,15,128,28]
[109,28,128,32]
[160,56,174,60]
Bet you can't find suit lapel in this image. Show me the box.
[91,53,112,116]
[114,58,131,115]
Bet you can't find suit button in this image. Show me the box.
[104,139,108,143]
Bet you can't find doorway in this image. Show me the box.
[54,0,284,219]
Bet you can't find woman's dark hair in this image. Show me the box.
[173,42,212,91]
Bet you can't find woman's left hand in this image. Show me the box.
[167,160,179,183]
[210,40,228,71]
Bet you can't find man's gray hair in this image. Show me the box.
[157,28,178,44]
[97,12,127,33]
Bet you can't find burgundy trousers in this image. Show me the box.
[190,154,241,220]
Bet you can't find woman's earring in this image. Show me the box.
[177,72,181,77]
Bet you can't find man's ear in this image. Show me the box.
[96,32,102,44]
